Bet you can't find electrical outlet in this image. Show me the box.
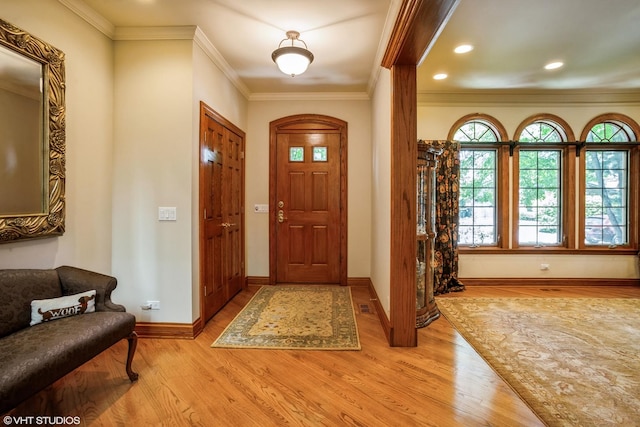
[147,300,160,310]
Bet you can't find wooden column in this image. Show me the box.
[389,64,418,346]
[382,0,460,346]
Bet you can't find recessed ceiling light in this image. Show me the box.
[454,44,474,54]
[433,73,448,80]
[544,61,564,70]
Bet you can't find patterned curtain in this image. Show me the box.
[428,140,465,294]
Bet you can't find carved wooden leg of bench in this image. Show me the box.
[126,331,139,381]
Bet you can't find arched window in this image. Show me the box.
[580,114,640,248]
[514,115,574,247]
[449,114,507,247]
[445,112,638,253]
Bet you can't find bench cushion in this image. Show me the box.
[0,311,135,412]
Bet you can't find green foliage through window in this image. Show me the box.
[289,147,304,162]
[517,121,565,246]
[584,120,632,245]
[455,120,499,246]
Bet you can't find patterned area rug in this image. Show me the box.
[212,285,361,350]
[437,297,640,427]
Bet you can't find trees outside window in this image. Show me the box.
[450,114,507,247]
[580,115,639,248]
[515,119,570,246]
[448,112,638,252]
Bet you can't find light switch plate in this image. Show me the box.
[158,207,177,221]
[254,204,269,213]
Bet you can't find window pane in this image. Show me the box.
[454,121,499,143]
[584,148,628,246]
[474,151,495,169]
[289,147,304,162]
[313,147,327,162]
[519,151,537,168]
[459,186,473,201]
[518,149,561,245]
[519,169,538,187]
[519,122,564,143]
[587,122,635,143]
[458,148,497,245]
[538,151,560,169]
[459,150,474,169]
[538,169,559,188]
[460,169,474,187]
[455,119,500,246]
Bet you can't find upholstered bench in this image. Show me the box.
[0,266,138,413]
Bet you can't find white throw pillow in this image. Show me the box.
[30,290,96,326]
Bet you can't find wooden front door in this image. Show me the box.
[200,102,245,323]
[269,115,347,285]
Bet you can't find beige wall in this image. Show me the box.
[191,40,248,320]
[111,35,249,324]
[111,39,194,324]
[418,102,640,279]
[245,98,372,279]
[0,0,115,272]
[370,68,392,316]
[0,2,250,323]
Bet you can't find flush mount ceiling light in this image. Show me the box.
[272,30,314,77]
[544,61,564,70]
[433,73,448,80]
[454,44,474,54]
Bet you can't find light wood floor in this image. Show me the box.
[7,285,640,426]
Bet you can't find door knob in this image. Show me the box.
[278,210,284,223]
[278,200,284,208]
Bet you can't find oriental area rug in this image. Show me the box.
[437,297,640,427]
[212,285,361,350]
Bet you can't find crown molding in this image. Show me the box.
[249,92,370,102]
[58,0,115,38]
[113,26,196,41]
[57,0,252,100]
[192,27,251,99]
[367,0,403,96]
[418,89,640,106]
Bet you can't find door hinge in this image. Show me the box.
[204,286,207,296]
[204,209,207,219]
[240,151,245,159]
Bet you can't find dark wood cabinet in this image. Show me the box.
[416,142,441,328]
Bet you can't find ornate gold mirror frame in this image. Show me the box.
[0,19,65,243]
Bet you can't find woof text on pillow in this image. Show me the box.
[30,290,97,326]
[38,294,95,322]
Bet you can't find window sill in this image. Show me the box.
[459,247,639,255]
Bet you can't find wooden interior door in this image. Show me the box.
[270,115,347,285]
[200,102,245,323]
[201,115,224,322]
[223,129,243,298]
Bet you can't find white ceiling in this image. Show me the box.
[68,0,396,95]
[64,0,640,97]
[418,0,640,94]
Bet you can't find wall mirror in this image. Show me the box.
[0,19,65,243]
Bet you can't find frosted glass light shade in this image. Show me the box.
[272,46,314,77]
